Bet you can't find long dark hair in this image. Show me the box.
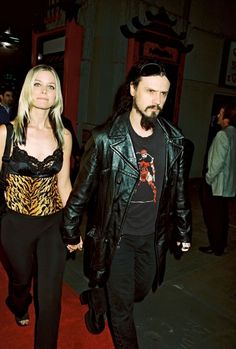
[224,102,236,127]
[111,58,167,120]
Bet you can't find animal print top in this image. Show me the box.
[5,143,63,216]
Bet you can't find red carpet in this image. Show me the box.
[0,262,114,348]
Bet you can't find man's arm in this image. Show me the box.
[174,141,192,251]
[206,131,228,185]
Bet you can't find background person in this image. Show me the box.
[199,102,236,256]
[62,58,192,348]
[0,86,15,123]
[0,64,81,348]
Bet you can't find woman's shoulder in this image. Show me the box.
[63,127,72,140]
[0,124,8,160]
[62,127,72,150]
[0,123,7,132]
[0,124,7,141]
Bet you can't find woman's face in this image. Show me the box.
[31,70,56,110]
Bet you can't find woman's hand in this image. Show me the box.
[67,237,83,253]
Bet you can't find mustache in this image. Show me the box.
[145,105,162,112]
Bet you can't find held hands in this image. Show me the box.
[176,241,191,252]
[67,237,83,253]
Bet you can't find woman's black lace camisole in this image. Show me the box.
[5,143,64,216]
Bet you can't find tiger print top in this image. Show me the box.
[5,143,63,216]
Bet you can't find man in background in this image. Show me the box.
[0,87,14,123]
[199,103,236,255]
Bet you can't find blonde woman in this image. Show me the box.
[0,65,82,348]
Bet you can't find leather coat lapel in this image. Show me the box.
[107,113,184,176]
[109,114,139,175]
[157,118,184,173]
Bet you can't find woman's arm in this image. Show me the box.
[0,125,7,171]
[62,135,99,245]
[57,128,83,252]
[57,128,72,206]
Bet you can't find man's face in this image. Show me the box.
[217,107,225,128]
[130,75,170,129]
[1,91,14,107]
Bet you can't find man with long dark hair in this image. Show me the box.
[62,58,192,348]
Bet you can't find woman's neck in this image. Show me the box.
[29,108,51,129]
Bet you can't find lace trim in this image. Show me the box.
[12,144,63,174]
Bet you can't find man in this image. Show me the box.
[0,87,14,123]
[199,103,236,256]
[201,106,222,176]
[62,59,192,348]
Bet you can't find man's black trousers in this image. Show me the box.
[106,233,156,349]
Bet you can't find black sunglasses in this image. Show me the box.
[139,62,166,76]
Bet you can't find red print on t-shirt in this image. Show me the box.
[137,148,157,203]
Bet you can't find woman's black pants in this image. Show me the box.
[1,209,67,349]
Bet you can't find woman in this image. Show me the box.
[0,64,82,348]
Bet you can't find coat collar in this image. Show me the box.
[108,113,184,142]
[108,113,138,173]
[107,113,184,173]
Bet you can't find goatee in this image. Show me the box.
[140,113,157,131]
[133,98,163,130]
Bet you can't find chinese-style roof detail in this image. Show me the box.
[120,7,193,54]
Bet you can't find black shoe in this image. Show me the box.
[84,308,105,334]
[15,312,29,326]
[199,246,214,254]
[80,288,107,335]
[214,251,224,256]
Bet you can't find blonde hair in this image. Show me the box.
[14,64,65,147]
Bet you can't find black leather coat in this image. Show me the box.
[62,113,192,290]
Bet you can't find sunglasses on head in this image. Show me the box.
[139,62,166,76]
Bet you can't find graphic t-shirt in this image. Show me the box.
[123,121,166,236]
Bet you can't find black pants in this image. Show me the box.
[200,179,229,254]
[1,209,66,349]
[106,233,156,349]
